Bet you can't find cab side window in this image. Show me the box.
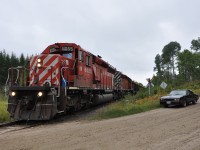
[79,51,83,61]
[86,55,90,66]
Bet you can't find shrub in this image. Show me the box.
[0,93,11,122]
[90,94,160,120]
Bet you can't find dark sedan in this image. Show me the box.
[160,89,199,107]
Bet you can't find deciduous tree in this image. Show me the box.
[191,37,200,52]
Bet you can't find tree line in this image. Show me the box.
[0,50,29,91]
[153,37,200,86]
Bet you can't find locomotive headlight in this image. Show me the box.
[37,58,41,63]
[38,91,43,97]
[11,91,16,97]
[37,58,42,67]
[37,63,42,67]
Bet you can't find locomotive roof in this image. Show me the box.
[41,43,138,82]
[42,42,115,69]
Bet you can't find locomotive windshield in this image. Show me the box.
[63,53,72,59]
[62,46,74,59]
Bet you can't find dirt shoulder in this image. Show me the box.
[1,103,200,150]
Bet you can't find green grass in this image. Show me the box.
[90,94,160,120]
[0,94,11,122]
[90,81,200,120]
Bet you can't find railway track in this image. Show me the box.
[0,111,89,135]
[0,120,46,135]
[0,101,114,135]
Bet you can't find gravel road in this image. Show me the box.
[1,102,200,150]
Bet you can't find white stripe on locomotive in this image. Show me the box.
[39,57,59,80]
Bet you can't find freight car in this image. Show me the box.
[6,43,137,120]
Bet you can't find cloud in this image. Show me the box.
[1,0,200,85]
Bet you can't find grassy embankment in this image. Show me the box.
[90,81,200,120]
[90,94,161,120]
[0,93,11,122]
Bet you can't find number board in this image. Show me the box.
[62,47,74,52]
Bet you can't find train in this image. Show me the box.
[5,43,140,120]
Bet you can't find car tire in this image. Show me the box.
[192,99,197,104]
[181,100,187,107]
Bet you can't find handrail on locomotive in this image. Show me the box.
[5,66,26,94]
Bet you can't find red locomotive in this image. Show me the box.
[6,43,137,120]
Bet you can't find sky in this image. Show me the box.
[1,0,200,85]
